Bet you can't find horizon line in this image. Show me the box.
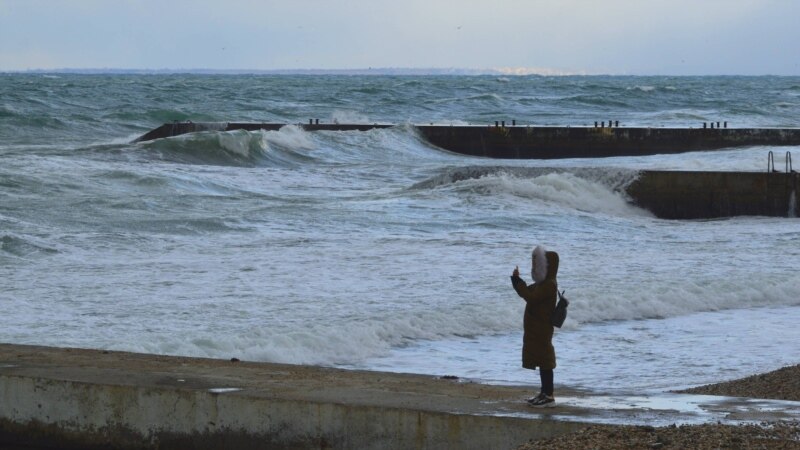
[1,67,795,77]
[1,67,587,76]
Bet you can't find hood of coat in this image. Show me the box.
[532,245,559,283]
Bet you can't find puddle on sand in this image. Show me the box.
[480,394,800,427]
[553,394,800,426]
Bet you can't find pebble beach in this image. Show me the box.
[517,364,800,449]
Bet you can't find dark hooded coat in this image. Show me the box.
[510,251,558,370]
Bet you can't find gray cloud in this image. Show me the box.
[1,0,798,74]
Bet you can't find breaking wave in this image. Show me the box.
[99,268,800,367]
[136,125,459,167]
[412,166,648,216]
[137,125,317,167]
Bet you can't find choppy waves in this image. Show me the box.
[3,74,800,377]
[0,234,59,259]
[5,74,800,143]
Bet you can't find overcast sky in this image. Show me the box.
[2,0,799,75]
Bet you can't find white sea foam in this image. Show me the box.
[449,171,649,217]
[262,125,316,152]
[97,269,800,370]
[218,126,315,159]
[412,166,647,217]
[331,110,370,124]
[565,275,800,326]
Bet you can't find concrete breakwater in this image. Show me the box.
[133,122,800,219]
[134,121,800,159]
[627,171,799,219]
[0,344,588,450]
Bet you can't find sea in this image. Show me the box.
[2,74,799,395]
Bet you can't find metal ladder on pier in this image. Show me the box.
[768,151,797,217]
[767,151,795,173]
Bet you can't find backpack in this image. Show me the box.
[550,290,569,328]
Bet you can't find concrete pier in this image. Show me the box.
[0,345,587,449]
[134,122,800,159]
[2,344,800,449]
[626,171,799,219]
[132,122,800,219]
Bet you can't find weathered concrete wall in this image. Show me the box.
[134,122,800,159]
[0,374,572,449]
[0,345,587,450]
[626,171,799,219]
[3,342,800,447]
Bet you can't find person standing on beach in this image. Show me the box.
[510,245,559,407]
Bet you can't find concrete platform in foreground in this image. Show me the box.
[1,344,798,449]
